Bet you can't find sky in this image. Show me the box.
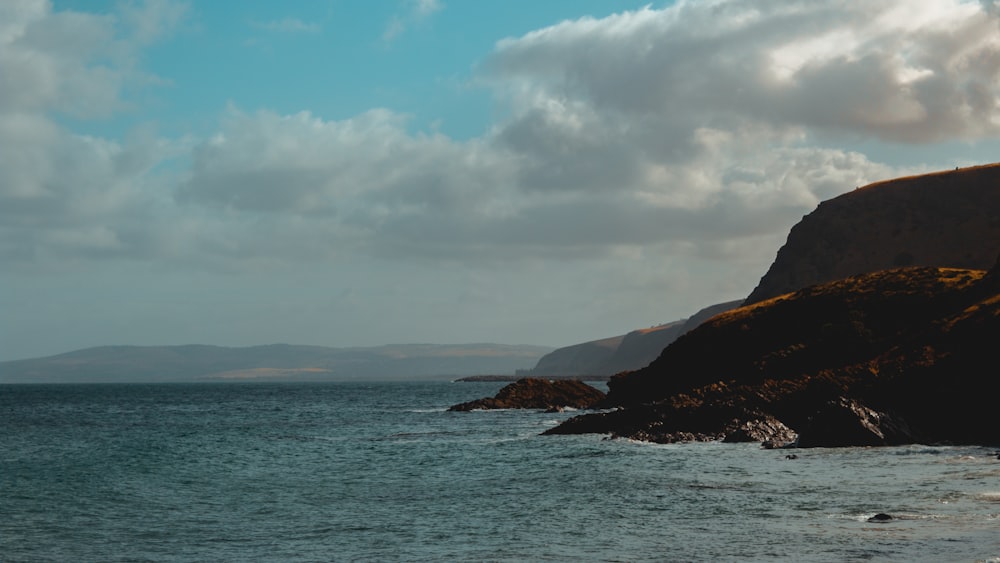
[4,0,1000,361]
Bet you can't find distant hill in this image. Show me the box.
[746,163,1000,304]
[0,343,552,383]
[521,300,743,378]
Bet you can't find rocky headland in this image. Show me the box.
[546,165,1000,447]
[449,378,606,412]
[547,264,1000,446]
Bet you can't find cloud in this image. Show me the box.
[182,0,1000,270]
[14,0,1000,360]
[383,0,444,42]
[486,0,1000,143]
[414,0,444,18]
[0,0,185,267]
[5,0,998,279]
[120,0,189,45]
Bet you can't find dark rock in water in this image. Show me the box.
[796,397,913,448]
[867,513,893,522]
[449,378,605,412]
[785,454,798,460]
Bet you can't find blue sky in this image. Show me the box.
[58,0,655,140]
[4,0,1000,361]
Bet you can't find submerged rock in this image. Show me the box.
[867,513,894,523]
[449,378,606,412]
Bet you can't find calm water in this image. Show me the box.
[2,382,999,562]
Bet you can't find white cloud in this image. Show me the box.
[5,0,998,277]
[487,0,1000,143]
[0,0,185,267]
[383,0,444,43]
[120,0,189,45]
[414,0,444,18]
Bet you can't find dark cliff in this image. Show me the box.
[746,163,1000,304]
[548,265,1000,446]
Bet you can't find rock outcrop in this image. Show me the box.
[547,264,1000,447]
[449,378,606,411]
[795,397,913,448]
[746,164,1000,304]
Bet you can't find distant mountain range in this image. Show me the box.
[0,343,552,383]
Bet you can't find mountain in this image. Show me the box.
[0,343,552,383]
[522,300,743,378]
[746,163,1000,304]
[549,264,1000,446]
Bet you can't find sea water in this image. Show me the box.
[2,381,999,562]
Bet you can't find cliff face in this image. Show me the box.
[548,265,1000,446]
[546,164,1000,447]
[527,301,742,377]
[746,164,1000,304]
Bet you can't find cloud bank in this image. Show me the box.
[4,0,1000,277]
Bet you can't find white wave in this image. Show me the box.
[973,492,1000,503]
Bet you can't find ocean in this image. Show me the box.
[2,381,999,562]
